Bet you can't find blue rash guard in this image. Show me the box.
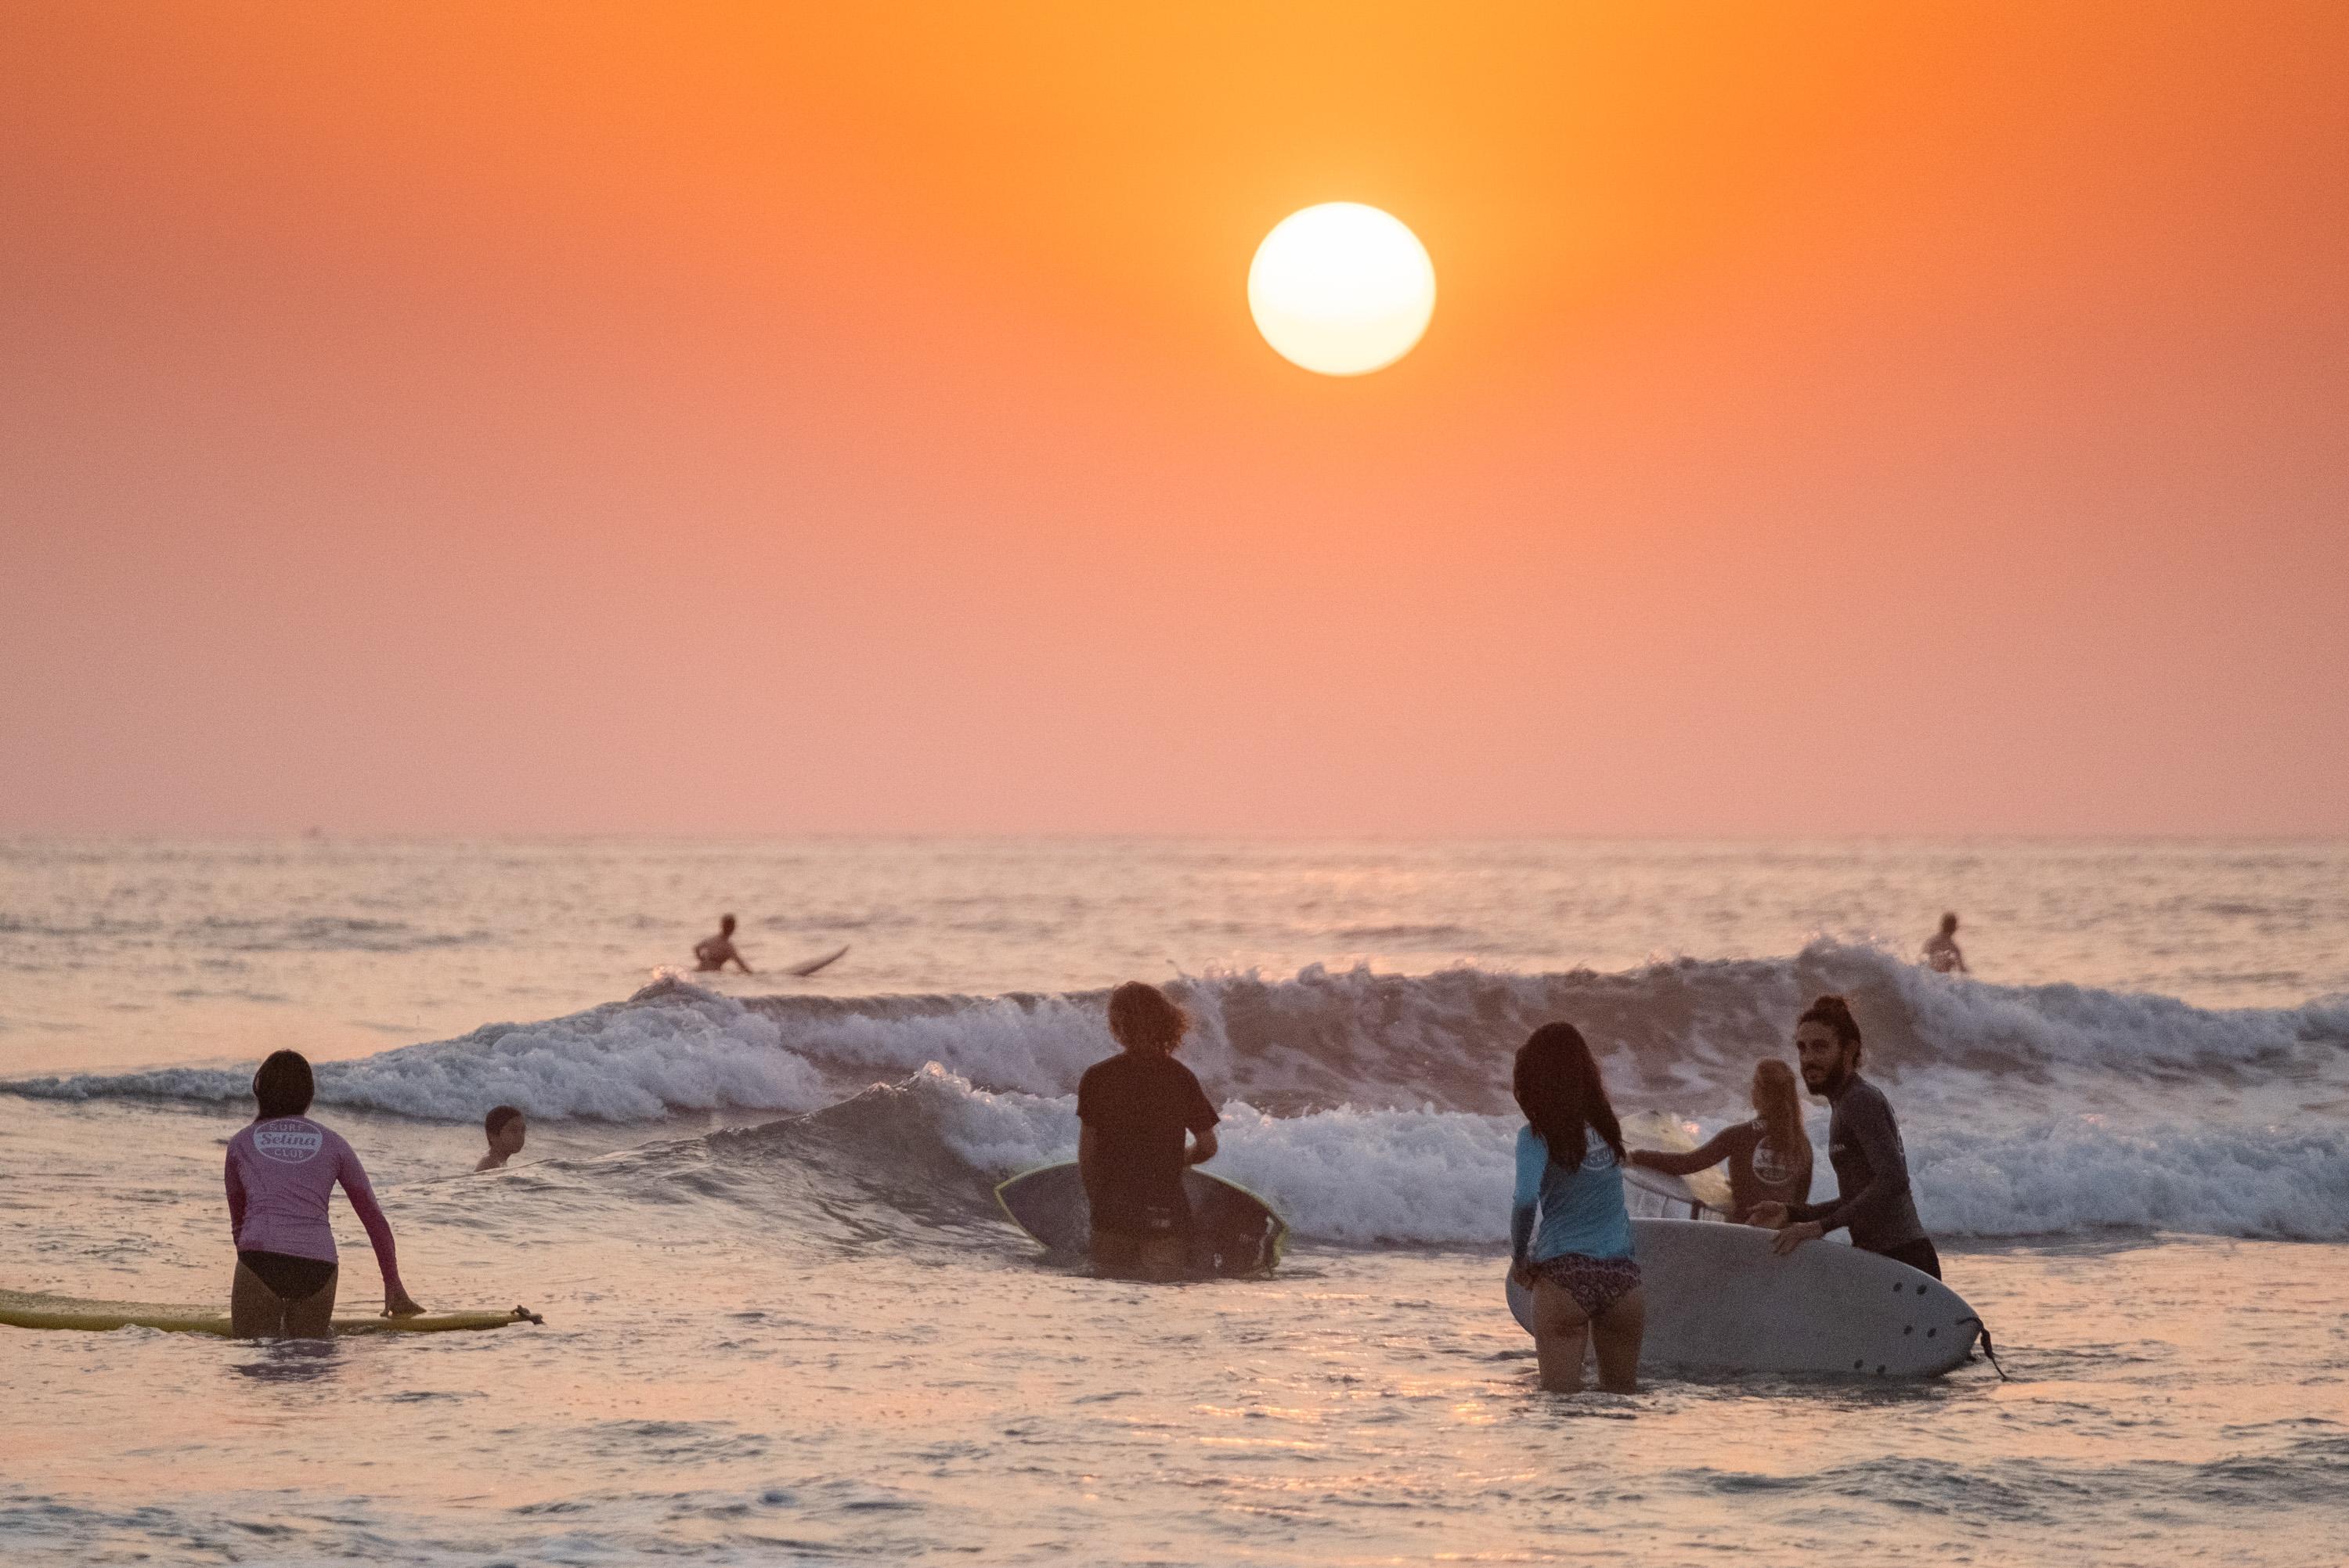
[1510,1125,1635,1265]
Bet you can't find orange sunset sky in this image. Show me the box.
[3,2,2344,835]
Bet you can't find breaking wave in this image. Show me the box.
[9,941,2344,1242]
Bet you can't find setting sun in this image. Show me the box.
[1247,203,1436,376]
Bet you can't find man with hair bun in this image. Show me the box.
[1749,994,1943,1279]
[1077,981,1221,1276]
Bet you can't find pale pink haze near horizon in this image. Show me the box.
[2,4,2344,835]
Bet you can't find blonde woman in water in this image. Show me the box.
[1626,1058,1813,1224]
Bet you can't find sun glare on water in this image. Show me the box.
[1248,203,1435,376]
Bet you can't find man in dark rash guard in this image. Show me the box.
[1748,993,1942,1279]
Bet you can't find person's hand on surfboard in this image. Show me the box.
[1748,1199,1824,1250]
[1768,1220,1824,1255]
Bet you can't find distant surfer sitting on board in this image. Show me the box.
[475,1105,526,1171]
[1510,1022,1646,1393]
[1923,912,1968,975]
[1750,995,1943,1278]
[694,914,753,974]
[1626,1058,1813,1223]
[226,1050,424,1337]
[1077,981,1220,1277]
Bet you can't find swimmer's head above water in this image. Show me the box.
[483,1105,527,1166]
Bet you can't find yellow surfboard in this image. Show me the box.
[0,1287,543,1336]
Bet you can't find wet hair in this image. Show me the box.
[1512,1022,1625,1170]
[1751,1058,1809,1162]
[1940,911,1959,932]
[720,914,737,934]
[1798,994,1864,1063]
[1106,980,1189,1054]
[251,1050,315,1120]
[485,1105,524,1138]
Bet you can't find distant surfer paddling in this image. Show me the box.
[1750,995,1943,1278]
[1923,912,1968,974]
[1510,1022,1645,1393]
[694,914,752,974]
[226,1050,423,1337]
[1626,1058,1813,1223]
[1077,981,1220,1278]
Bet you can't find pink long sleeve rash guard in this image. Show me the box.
[223,1117,405,1296]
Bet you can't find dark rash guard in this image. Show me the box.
[1784,1074,1929,1254]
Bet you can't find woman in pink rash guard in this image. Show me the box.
[225,1051,423,1337]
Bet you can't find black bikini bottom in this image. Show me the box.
[239,1249,338,1300]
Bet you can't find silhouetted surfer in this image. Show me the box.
[1923,912,1968,974]
[1077,982,1219,1277]
[1751,994,1943,1278]
[694,914,752,974]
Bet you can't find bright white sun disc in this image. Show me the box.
[1249,203,1434,376]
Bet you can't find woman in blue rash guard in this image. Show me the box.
[1509,1022,1644,1393]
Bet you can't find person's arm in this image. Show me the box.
[1629,1124,1744,1176]
[1077,1123,1102,1198]
[1781,1097,1911,1249]
[1183,1073,1220,1166]
[731,953,753,974]
[225,1146,247,1246]
[1509,1131,1542,1278]
[336,1142,419,1314]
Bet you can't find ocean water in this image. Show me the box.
[2,837,2345,1565]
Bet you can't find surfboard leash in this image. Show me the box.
[1958,1315,2011,1380]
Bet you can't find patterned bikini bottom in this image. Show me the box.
[1526,1252,1643,1321]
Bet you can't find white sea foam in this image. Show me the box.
[8,984,830,1123]
[16,947,2344,1125]
[894,1065,2349,1245]
[11,952,2346,1241]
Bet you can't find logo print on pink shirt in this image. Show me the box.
[254,1120,324,1163]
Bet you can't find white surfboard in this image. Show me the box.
[1506,1217,1983,1378]
[1617,1111,1734,1217]
[785,945,850,978]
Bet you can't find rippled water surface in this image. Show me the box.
[2,838,2344,1564]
